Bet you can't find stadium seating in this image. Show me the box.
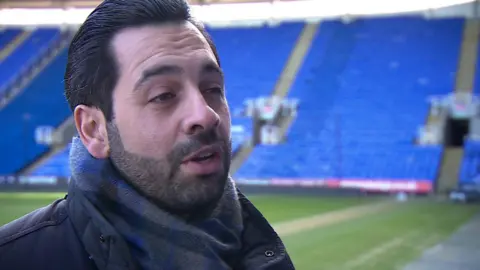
[231,117,252,149]
[209,23,303,110]
[0,49,69,175]
[0,28,61,94]
[474,41,480,94]
[5,18,465,183]
[212,22,303,162]
[27,23,302,177]
[237,17,463,182]
[30,144,71,177]
[0,29,22,50]
[461,31,480,184]
[459,139,480,184]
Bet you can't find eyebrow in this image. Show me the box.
[134,61,223,90]
[135,64,183,90]
[201,62,224,79]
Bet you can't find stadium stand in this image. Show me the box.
[0,49,69,175]
[209,23,303,109]
[26,23,303,177]
[0,18,469,192]
[454,28,480,186]
[459,139,480,184]
[0,29,61,95]
[474,40,480,95]
[0,29,21,50]
[454,23,480,186]
[30,143,71,177]
[237,18,464,187]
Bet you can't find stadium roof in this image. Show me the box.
[0,0,290,8]
[0,0,476,27]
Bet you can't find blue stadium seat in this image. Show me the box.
[0,29,61,95]
[231,117,252,150]
[237,17,463,182]
[20,19,464,182]
[0,49,69,174]
[459,140,480,184]
[209,23,303,111]
[27,23,303,177]
[30,144,71,177]
[474,41,480,94]
[0,29,22,50]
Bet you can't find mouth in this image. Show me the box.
[181,145,223,175]
[183,145,221,163]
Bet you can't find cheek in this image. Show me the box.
[119,116,175,159]
[218,105,231,136]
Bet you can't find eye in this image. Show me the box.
[204,86,224,95]
[149,92,176,103]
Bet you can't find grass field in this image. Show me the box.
[0,192,479,270]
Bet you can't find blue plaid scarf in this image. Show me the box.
[69,137,244,270]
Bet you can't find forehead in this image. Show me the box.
[111,21,216,73]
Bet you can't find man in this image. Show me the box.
[0,0,294,269]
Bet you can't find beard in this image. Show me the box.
[106,122,231,217]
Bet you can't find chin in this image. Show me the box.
[187,172,226,194]
[157,174,227,212]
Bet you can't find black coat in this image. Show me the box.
[0,192,294,270]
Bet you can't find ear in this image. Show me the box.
[74,105,110,159]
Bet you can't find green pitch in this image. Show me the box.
[0,192,66,225]
[0,192,479,270]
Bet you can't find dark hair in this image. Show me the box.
[64,0,220,121]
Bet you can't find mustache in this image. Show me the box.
[168,128,226,165]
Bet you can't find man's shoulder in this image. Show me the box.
[0,195,99,269]
[0,196,96,270]
[0,196,69,247]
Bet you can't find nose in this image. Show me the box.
[182,91,220,135]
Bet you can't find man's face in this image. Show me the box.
[108,22,231,214]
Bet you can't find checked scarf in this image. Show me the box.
[68,137,244,270]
